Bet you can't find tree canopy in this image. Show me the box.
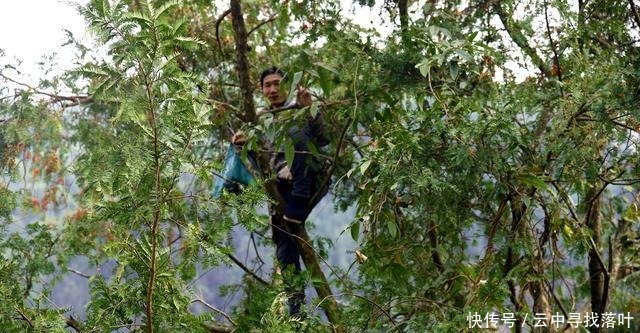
[1,0,639,332]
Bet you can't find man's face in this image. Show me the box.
[262,73,285,106]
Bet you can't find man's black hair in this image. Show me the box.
[260,66,285,87]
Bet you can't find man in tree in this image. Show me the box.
[232,66,329,316]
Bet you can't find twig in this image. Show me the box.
[192,299,237,327]
[16,308,34,328]
[0,71,91,104]
[226,253,270,286]
[544,0,564,90]
[310,117,351,205]
[248,14,278,36]
[315,293,402,333]
[545,279,569,320]
[68,268,91,279]
[215,9,231,51]
[65,315,83,332]
[250,232,265,265]
[256,102,300,116]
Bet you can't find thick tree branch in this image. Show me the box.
[630,0,640,30]
[229,0,255,124]
[65,315,83,332]
[493,1,551,77]
[398,0,408,33]
[202,322,233,333]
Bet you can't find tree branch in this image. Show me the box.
[544,0,563,85]
[630,0,640,30]
[202,322,233,333]
[248,14,277,36]
[65,315,83,332]
[215,9,231,51]
[68,268,91,279]
[192,299,237,327]
[493,1,551,77]
[226,253,270,286]
[229,0,255,124]
[0,71,92,105]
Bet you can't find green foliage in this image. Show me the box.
[1,0,639,331]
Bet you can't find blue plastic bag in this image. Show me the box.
[213,143,258,197]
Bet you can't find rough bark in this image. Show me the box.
[229,0,256,124]
[585,188,606,333]
[398,0,408,33]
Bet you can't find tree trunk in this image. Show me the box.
[585,188,605,333]
[229,0,256,124]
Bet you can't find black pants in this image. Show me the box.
[271,179,307,315]
[271,172,327,315]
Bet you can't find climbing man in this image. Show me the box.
[232,66,330,316]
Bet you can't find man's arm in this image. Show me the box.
[297,86,330,147]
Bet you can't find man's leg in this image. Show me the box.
[272,182,305,315]
[283,134,321,223]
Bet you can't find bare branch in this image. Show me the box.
[315,292,402,333]
[544,0,563,87]
[68,268,91,279]
[65,315,83,332]
[192,299,237,327]
[215,9,231,51]
[16,308,34,328]
[226,253,270,286]
[248,14,277,36]
[202,322,233,333]
[0,71,91,104]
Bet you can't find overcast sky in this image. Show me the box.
[0,1,89,81]
[0,0,385,84]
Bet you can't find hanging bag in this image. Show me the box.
[213,143,258,197]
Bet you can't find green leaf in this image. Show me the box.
[287,71,303,104]
[416,61,430,78]
[516,174,548,192]
[314,62,339,76]
[387,221,397,238]
[455,49,473,62]
[174,36,207,47]
[449,61,458,80]
[284,138,295,170]
[153,0,179,20]
[350,221,360,241]
[360,160,372,175]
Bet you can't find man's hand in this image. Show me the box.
[296,85,312,108]
[231,131,246,145]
